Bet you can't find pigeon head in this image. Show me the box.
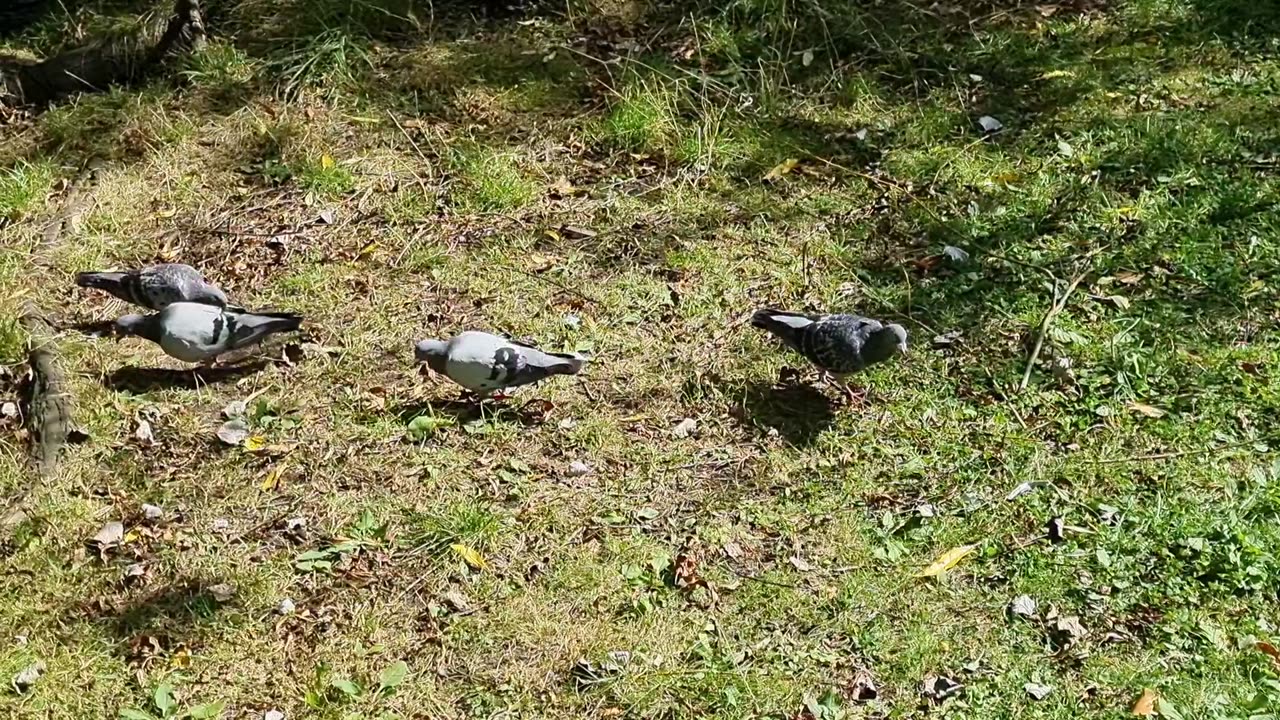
[414,339,448,374]
[114,314,159,342]
[864,323,908,362]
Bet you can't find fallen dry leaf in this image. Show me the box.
[320,153,336,169]
[451,543,487,570]
[1132,688,1158,716]
[243,435,268,453]
[763,158,800,182]
[918,545,977,577]
[91,521,125,548]
[1257,641,1280,671]
[261,463,287,491]
[357,240,378,259]
[1128,402,1165,418]
[216,419,249,446]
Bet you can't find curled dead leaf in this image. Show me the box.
[763,158,800,182]
[1128,402,1165,418]
[1132,688,1158,716]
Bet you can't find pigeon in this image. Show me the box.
[114,302,302,364]
[77,263,228,310]
[414,331,584,397]
[751,308,907,400]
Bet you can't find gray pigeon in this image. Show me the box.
[751,308,907,400]
[114,302,302,364]
[77,263,228,310]
[414,331,584,397]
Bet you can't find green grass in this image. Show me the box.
[2,0,1280,718]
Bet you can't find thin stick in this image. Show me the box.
[1019,265,1091,392]
[1093,441,1258,465]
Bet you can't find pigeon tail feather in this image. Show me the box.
[751,308,814,349]
[76,271,128,292]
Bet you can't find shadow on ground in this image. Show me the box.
[102,362,269,392]
[737,379,835,446]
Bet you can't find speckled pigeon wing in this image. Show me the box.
[804,316,880,374]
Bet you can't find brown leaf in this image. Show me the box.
[1131,688,1158,715]
[1115,271,1144,285]
[560,225,597,240]
[1128,402,1165,418]
[1257,641,1280,671]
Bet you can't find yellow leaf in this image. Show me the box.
[170,647,191,669]
[1128,402,1165,419]
[243,435,267,452]
[1131,688,1158,716]
[321,154,336,169]
[155,207,177,219]
[123,530,141,544]
[450,543,487,570]
[917,544,977,577]
[357,240,378,259]
[1038,69,1076,80]
[261,463,287,491]
[763,158,800,182]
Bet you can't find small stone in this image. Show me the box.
[275,598,296,615]
[12,661,44,693]
[141,504,163,522]
[563,314,581,329]
[209,583,236,602]
[1025,682,1053,700]
[222,400,246,419]
[211,518,230,533]
[969,73,984,82]
[977,115,1004,133]
[264,711,285,720]
[557,418,577,430]
[672,418,698,438]
[1,402,18,419]
[567,461,592,477]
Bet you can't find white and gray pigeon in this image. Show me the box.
[77,263,228,310]
[751,308,907,400]
[414,331,585,397]
[114,302,303,364]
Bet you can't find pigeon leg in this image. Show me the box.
[837,379,868,407]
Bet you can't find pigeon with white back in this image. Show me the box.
[751,308,907,400]
[414,331,584,397]
[77,263,228,310]
[114,302,302,364]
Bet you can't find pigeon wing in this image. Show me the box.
[804,315,880,374]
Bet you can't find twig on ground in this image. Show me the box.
[1093,441,1260,465]
[1019,254,1097,392]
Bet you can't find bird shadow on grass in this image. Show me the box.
[737,379,836,447]
[103,362,269,393]
[71,577,237,656]
[392,395,558,429]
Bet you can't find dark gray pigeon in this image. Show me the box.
[77,263,228,310]
[751,308,907,400]
[414,331,584,397]
[115,302,302,364]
